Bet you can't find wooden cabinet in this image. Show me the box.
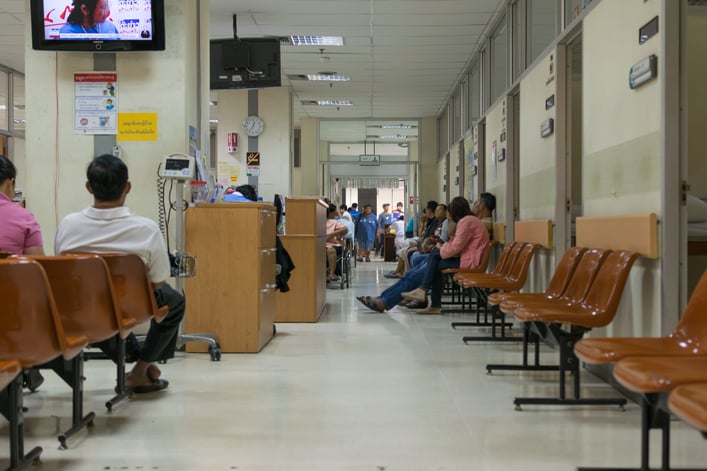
[184,203,276,352]
[275,197,328,322]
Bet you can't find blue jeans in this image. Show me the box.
[380,259,429,309]
[419,249,460,308]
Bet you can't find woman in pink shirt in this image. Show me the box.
[0,156,44,255]
[401,196,490,314]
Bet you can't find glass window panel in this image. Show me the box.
[439,106,449,155]
[490,15,508,105]
[470,61,480,121]
[13,75,24,133]
[452,86,462,143]
[512,1,523,81]
[565,0,583,28]
[0,71,8,131]
[528,0,557,63]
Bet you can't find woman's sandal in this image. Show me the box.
[356,296,384,313]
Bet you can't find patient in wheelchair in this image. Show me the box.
[325,203,349,282]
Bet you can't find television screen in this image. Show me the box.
[30,0,165,52]
[210,38,281,90]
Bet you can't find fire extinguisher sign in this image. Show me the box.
[227,132,239,152]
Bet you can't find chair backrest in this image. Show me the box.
[487,242,514,276]
[100,253,168,324]
[670,270,707,349]
[579,250,640,327]
[505,243,538,287]
[492,242,523,277]
[476,240,495,273]
[0,258,87,366]
[558,248,611,304]
[543,247,587,298]
[32,255,135,342]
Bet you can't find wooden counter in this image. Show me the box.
[184,203,276,353]
[275,197,328,322]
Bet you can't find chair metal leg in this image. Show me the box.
[54,355,95,450]
[576,394,707,471]
[106,336,129,412]
[513,325,626,410]
[462,305,522,343]
[486,323,560,374]
[1,375,43,470]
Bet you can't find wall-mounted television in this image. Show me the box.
[210,38,281,90]
[30,0,166,52]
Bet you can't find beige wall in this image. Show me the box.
[687,13,707,197]
[583,0,662,217]
[298,118,318,196]
[484,99,507,223]
[24,0,209,254]
[582,0,662,337]
[519,48,557,220]
[418,116,438,205]
[214,87,292,202]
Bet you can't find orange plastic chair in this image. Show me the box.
[669,383,707,435]
[459,243,539,343]
[0,258,89,468]
[450,242,521,330]
[484,247,587,374]
[488,247,587,309]
[0,360,22,391]
[100,253,169,324]
[31,254,138,445]
[575,270,707,365]
[594,356,707,471]
[441,239,494,310]
[511,250,639,409]
[500,248,610,315]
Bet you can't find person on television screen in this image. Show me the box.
[59,0,119,36]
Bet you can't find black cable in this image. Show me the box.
[156,163,170,253]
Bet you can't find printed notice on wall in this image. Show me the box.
[117,112,158,141]
[74,72,118,135]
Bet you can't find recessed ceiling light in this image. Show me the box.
[290,36,344,46]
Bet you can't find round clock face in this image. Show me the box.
[242,115,264,137]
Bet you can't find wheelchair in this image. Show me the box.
[327,238,354,289]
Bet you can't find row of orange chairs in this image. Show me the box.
[0,254,166,470]
[573,272,707,470]
[450,242,707,469]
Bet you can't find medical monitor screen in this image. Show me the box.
[31,0,166,52]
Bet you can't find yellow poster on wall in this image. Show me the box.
[117,112,158,141]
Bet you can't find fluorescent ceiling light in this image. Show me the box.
[380,124,416,129]
[290,36,344,46]
[306,74,350,82]
[381,134,410,139]
[316,100,352,106]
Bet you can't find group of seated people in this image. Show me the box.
[356,193,495,314]
[0,154,184,394]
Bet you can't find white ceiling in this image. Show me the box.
[1,0,506,141]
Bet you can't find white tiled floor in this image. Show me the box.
[3,259,707,470]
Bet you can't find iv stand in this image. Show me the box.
[173,178,222,361]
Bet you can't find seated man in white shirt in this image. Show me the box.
[55,154,184,394]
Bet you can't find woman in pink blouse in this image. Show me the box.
[0,156,44,255]
[401,196,490,314]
